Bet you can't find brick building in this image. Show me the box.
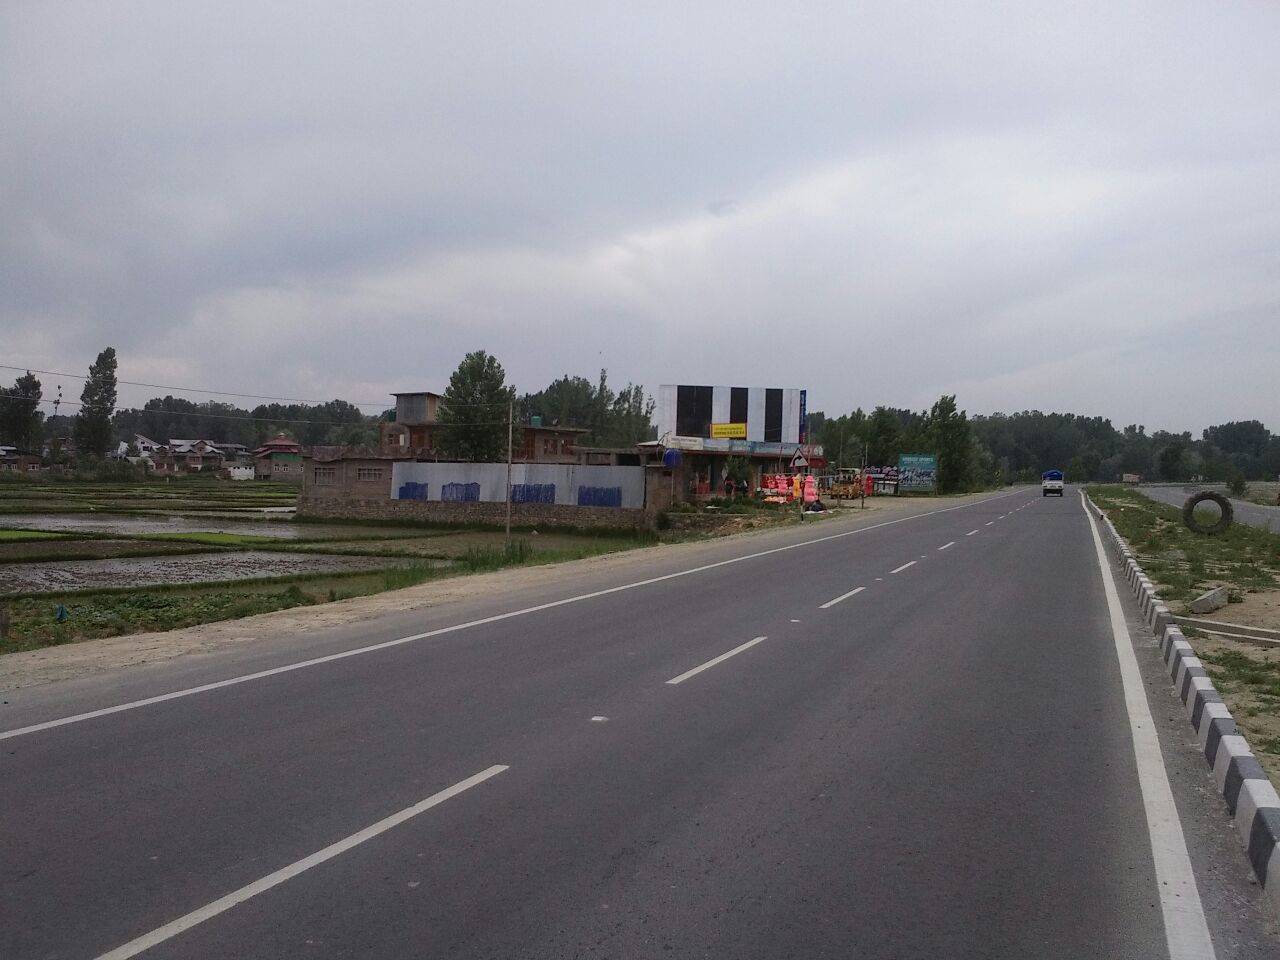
[379,390,587,463]
[253,434,304,481]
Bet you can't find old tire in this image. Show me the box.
[1182,491,1233,535]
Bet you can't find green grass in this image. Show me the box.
[1195,644,1280,775]
[0,535,644,654]
[0,529,67,542]
[0,585,320,654]
[140,531,291,547]
[1087,485,1280,606]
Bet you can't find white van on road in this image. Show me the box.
[1042,470,1065,497]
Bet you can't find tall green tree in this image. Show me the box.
[866,407,902,466]
[437,350,517,462]
[0,370,44,451]
[927,394,972,493]
[73,348,118,457]
[520,369,654,446]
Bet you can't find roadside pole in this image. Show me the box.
[505,400,513,543]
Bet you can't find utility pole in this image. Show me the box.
[861,441,868,509]
[505,399,513,543]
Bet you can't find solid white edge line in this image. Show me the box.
[1079,492,1216,960]
[937,541,955,551]
[819,586,865,609]
[94,764,509,960]
[666,636,766,685]
[889,561,917,574]
[3,489,1029,741]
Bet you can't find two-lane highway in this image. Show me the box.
[2,489,1276,958]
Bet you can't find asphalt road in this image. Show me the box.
[3,489,1278,959]
[1140,484,1280,532]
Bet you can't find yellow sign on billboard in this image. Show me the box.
[710,422,747,439]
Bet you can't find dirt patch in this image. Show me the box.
[294,530,649,559]
[0,513,409,540]
[1,551,415,593]
[1188,634,1280,785]
[0,539,219,563]
[1196,588,1280,634]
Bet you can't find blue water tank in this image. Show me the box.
[662,449,682,468]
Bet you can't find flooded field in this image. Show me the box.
[0,513,415,540]
[1,551,427,594]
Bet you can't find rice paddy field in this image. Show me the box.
[0,475,650,653]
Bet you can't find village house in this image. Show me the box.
[380,390,588,464]
[253,434,304,481]
[0,445,42,475]
[168,439,227,473]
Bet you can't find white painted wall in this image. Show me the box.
[390,462,646,508]
[782,389,799,444]
[711,386,731,426]
[656,385,677,441]
[747,387,766,441]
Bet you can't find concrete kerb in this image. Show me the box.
[1086,492,1280,916]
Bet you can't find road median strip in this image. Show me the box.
[1086,491,1280,918]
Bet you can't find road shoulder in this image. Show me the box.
[0,489,1019,692]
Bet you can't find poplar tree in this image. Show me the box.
[73,348,118,458]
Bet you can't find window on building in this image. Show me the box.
[356,466,384,482]
[543,438,557,455]
[313,466,337,485]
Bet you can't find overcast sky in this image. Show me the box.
[3,2,1277,432]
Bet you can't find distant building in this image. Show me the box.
[252,434,304,481]
[380,391,444,451]
[168,439,227,473]
[0,446,41,475]
[379,390,587,463]
[653,384,824,499]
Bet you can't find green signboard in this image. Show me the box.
[898,453,938,492]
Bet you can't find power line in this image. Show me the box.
[0,364,515,410]
[0,394,521,430]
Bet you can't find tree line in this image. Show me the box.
[0,348,657,462]
[808,396,979,493]
[5,348,1276,486]
[810,403,1280,488]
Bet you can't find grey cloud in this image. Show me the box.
[2,1,1277,429]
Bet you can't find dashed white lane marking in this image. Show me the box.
[967,529,980,536]
[937,541,955,551]
[1079,493,1216,960]
[1,489,1028,742]
[819,586,865,609]
[666,636,767,685]
[590,716,608,722]
[889,561,917,574]
[94,765,510,960]
[985,521,995,526]
[789,619,801,623]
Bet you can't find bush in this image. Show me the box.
[457,539,534,573]
[1227,472,1248,497]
